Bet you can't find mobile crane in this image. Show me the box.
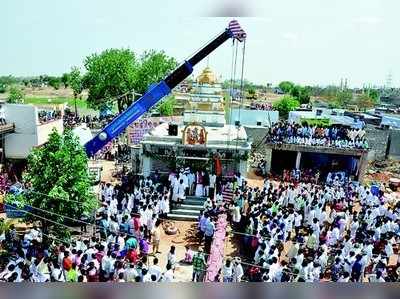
[84,20,246,157]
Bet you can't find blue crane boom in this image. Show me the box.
[84,20,246,157]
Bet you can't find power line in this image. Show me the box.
[13,202,94,225]
[4,204,79,231]
[25,189,95,206]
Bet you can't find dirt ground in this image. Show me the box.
[149,221,200,281]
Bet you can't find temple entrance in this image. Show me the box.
[176,156,211,172]
[270,150,297,174]
[300,152,359,181]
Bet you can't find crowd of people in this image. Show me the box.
[225,176,400,282]
[63,113,115,130]
[1,159,399,282]
[38,110,62,124]
[0,166,239,283]
[0,168,186,282]
[250,102,273,111]
[281,168,321,185]
[267,121,368,149]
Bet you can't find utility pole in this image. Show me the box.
[74,97,78,117]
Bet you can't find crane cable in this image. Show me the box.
[227,39,239,172]
[235,39,246,153]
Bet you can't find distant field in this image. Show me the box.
[24,96,87,108]
[23,96,101,115]
[24,96,120,116]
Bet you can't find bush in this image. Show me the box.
[8,86,25,103]
[273,95,300,118]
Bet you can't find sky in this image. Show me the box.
[1,0,399,88]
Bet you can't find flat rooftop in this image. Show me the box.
[265,142,368,156]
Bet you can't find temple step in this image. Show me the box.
[167,213,198,221]
[184,199,206,206]
[168,196,206,221]
[180,204,204,210]
[186,196,208,201]
[170,209,201,216]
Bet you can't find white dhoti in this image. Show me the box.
[195,184,204,197]
[172,192,179,202]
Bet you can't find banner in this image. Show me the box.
[127,116,183,145]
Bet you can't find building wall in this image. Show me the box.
[388,130,400,159]
[364,127,390,161]
[4,134,38,159]
[244,126,268,145]
[3,104,64,159]
[37,120,63,145]
[4,104,37,134]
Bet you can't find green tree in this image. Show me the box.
[356,93,375,111]
[367,89,379,103]
[133,50,177,96]
[0,75,17,87]
[273,95,300,118]
[158,96,176,116]
[22,130,97,238]
[69,67,83,114]
[289,85,311,104]
[48,77,61,90]
[222,79,259,91]
[39,75,51,86]
[83,49,138,112]
[83,49,176,113]
[278,81,295,93]
[334,90,352,107]
[8,86,25,103]
[61,73,70,88]
[247,87,256,99]
[69,67,83,98]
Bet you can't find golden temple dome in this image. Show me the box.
[197,66,217,84]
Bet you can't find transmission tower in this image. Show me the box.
[385,71,393,90]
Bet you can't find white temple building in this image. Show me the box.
[140,66,251,177]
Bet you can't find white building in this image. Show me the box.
[288,108,364,128]
[230,108,279,127]
[4,104,63,159]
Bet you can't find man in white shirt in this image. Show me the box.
[148,258,162,281]
[101,251,115,280]
[179,169,189,194]
[232,257,244,282]
[187,171,195,196]
[230,204,241,228]
[124,263,139,282]
[235,173,244,189]
[104,183,114,203]
[209,172,217,200]
[162,264,174,282]
[176,179,186,205]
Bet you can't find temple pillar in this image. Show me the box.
[357,152,368,183]
[239,159,248,177]
[264,148,272,173]
[295,151,302,169]
[142,155,151,177]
